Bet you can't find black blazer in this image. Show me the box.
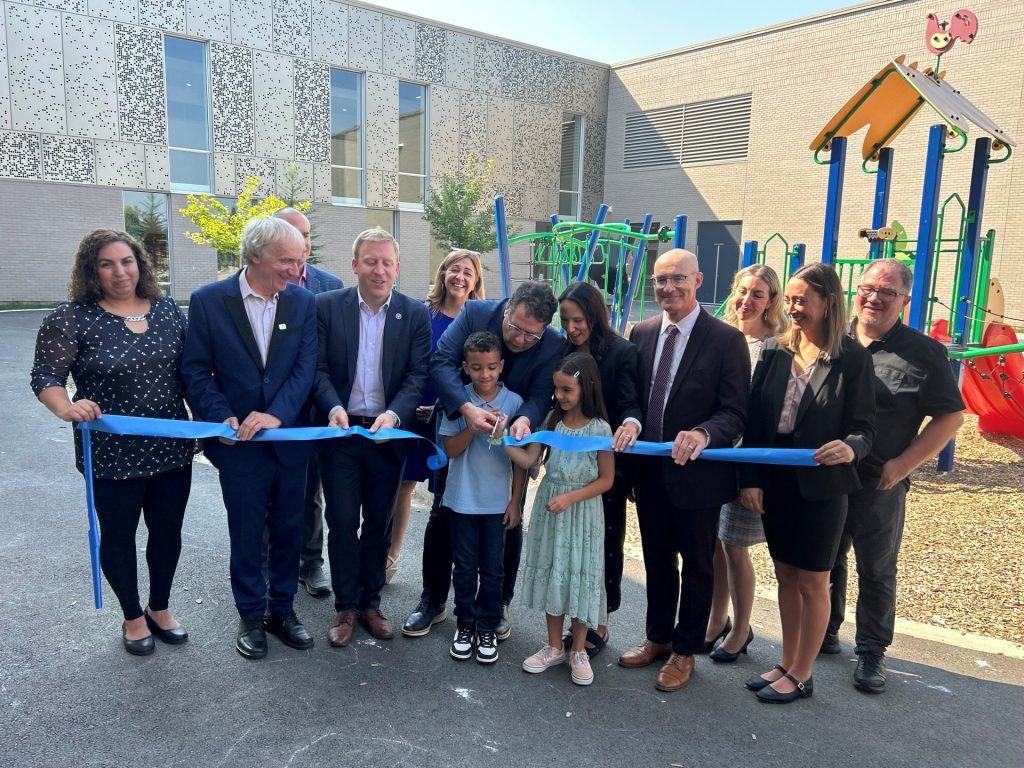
[631,309,750,509]
[311,288,432,441]
[739,336,876,501]
[583,334,642,429]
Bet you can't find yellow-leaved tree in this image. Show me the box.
[179,175,312,277]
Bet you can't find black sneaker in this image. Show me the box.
[402,600,448,637]
[495,602,511,641]
[476,632,499,664]
[450,626,474,661]
[853,652,886,693]
[819,631,841,655]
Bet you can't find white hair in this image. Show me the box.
[240,216,303,264]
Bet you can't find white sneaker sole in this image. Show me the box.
[571,670,594,686]
[522,657,565,674]
[476,652,499,665]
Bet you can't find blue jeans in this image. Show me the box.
[448,508,506,633]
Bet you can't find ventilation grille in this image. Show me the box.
[624,93,751,169]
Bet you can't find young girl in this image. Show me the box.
[505,352,614,686]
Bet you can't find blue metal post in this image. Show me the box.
[907,125,948,331]
[673,214,687,249]
[616,213,653,335]
[790,243,806,281]
[870,147,894,259]
[741,240,758,268]
[574,203,609,283]
[494,195,512,298]
[951,137,991,345]
[821,136,847,264]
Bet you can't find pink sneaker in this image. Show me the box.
[570,650,594,686]
[523,644,565,674]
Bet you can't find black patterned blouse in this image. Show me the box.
[31,297,193,480]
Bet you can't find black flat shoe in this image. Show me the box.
[701,617,732,654]
[236,618,268,659]
[122,623,155,656]
[710,627,754,663]
[757,672,813,703]
[744,664,787,691]
[145,610,189,645]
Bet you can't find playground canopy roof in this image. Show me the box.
[810,56,1017,161]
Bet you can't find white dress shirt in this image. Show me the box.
[649,302,701,413]
[239,268,278,366]
[346,290,391,418]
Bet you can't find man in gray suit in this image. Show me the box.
[274,207,342,597]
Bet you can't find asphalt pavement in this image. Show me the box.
[2,309,1022,768]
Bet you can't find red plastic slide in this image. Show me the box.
[958,323,1024,438]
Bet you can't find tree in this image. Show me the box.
[279,161,322,264]
[124,193,170,283]
[422,154,504,253]
[179,176,311,274]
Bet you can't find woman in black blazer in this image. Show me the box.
[738,263,875,703]
[557,282,642,656]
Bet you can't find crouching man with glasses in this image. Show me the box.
[822,259,965,693]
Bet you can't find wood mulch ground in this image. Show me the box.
[622,414,1024,646]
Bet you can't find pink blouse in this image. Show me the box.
[777,359,816,434]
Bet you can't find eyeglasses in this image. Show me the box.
[857,284,906,301]
[505,317,544,343]
[652,273,697,288]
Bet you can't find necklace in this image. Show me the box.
[123,313,148,322]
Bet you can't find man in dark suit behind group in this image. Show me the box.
[273,207,343,599]
[619,248,750,692]
[181,216,318,659]
[312,228,431,647]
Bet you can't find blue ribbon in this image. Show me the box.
[75,416,816,609]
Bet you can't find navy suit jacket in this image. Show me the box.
[432,298,563,428]
[631,309,750,509]
[311,288,431,450]
[304,263,343,294]
[181,273,318,472]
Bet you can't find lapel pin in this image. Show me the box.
[278,323,287,330]
[395,313,402,320]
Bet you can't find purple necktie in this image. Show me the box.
[647,325,679,442]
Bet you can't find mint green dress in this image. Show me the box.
[521,418,611,628]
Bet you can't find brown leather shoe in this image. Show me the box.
[655,653,695,692]
[360,607,394,640]
[328,609,358,647]
[618,640,672,668]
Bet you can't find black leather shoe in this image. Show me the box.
[756,672,813,703]
[744,664,787,691]
[144,610,189,645]
[710,627,754,663]
[819,630,841,655]
[701,617,732,654]
[122,623,155,656]
[854,652,886,693]
[264,612,314,650]
[495,602,511,642]
[401,601,448,637]
[298,567,331,598]
[236,618,268,659]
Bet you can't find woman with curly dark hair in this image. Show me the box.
[31,229,193,656]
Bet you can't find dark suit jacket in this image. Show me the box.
[311,288,431,451]
[305,263,343,294]
[739,336,876,501]
[631,309,750,509]
[181,273,318,472]
[433,298,563,428]
[592,334,642,429]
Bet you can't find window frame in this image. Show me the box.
[330,67,365,207]
[397,80,428,212]
[164,34,213,194]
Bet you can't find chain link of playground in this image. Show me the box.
[620,413,1024,647]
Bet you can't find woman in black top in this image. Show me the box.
[31,230,194,656]
[556,282,642,656]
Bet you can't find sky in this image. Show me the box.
[365,0,862,63]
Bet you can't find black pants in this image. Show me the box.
[634,459,721,655]
[449,508,506,632]
[419,465,523,607]
[602,469,631,613]
[300,453,326,573]
[92,464,192,621]
[828,480,908,656]
[320,437,404,612]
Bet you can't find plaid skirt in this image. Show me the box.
[718,499,766,547]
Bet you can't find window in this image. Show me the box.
[164,36,211,193]
[330,68,363,205]
[123,192,171,292]
[398,81,426,208]
[559,113,584,220]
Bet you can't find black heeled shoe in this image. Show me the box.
[122,622,155,656]
[701,617,732,654]
[145,610,189,645]
[756,672,814,703]
[744,664,787,691]
[709,627,754,663]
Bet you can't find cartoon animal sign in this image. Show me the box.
[926,8,979,54]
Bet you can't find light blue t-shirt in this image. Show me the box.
[438,383,524,515]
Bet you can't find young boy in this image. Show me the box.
[437,331,527,664]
